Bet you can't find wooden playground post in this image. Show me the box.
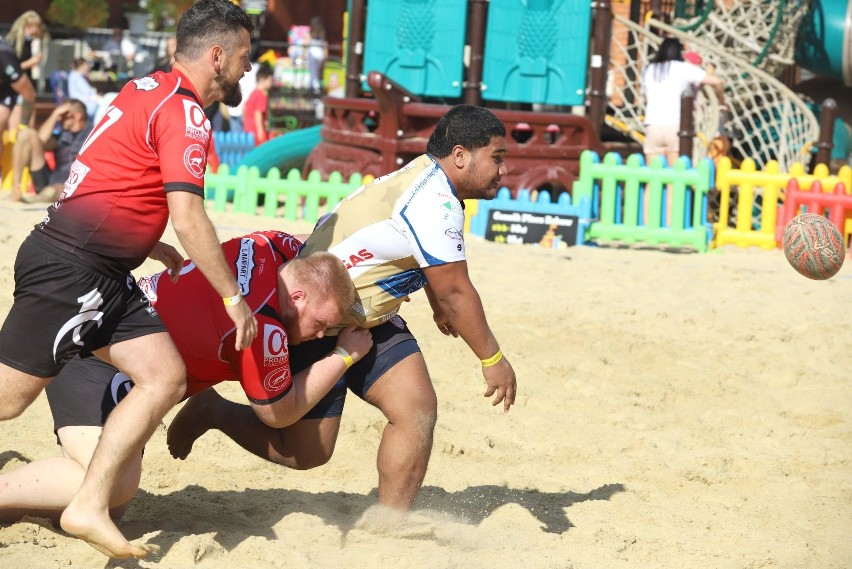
[464,0,488,106]
[678,88,695,160]
[588,0,613,130]
[815,98,837,168]
[345,0,367,98]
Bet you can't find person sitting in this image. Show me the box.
[67,59,100,120]
[9,98,92,203]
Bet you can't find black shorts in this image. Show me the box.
[0,88,14,109]
[46,355,132,432]
[29,166,52,193]
[0,234,167,377]
[295,316,422,420]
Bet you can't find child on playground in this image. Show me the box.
[242,63,274,145]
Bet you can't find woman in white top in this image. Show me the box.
[642,37,725,168]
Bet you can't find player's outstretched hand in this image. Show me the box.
[225,300,257,350]
[336,326,373,362]
[483,357,517,413]
[148,241,184,282]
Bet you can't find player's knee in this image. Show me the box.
[287,449,333,470]
[161,361,187,404]
[276,434,336,470]
[0,400,27,421]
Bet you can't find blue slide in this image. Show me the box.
[236,125,322,175]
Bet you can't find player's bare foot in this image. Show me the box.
[60,499,147,559]
[167,389,221,459]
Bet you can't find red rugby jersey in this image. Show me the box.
[138,231,303,403]
[35,69,211,277]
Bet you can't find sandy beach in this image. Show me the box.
[0,200,850,569]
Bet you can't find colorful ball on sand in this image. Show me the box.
[782,213,846,280]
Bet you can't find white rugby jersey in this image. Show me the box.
[301,154,467,328]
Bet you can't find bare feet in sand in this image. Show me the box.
[167,389,221,460]
[60,497,147,559]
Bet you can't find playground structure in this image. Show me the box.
[219,0,852,252]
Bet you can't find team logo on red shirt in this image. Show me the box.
[132,77,160,91]
[263,323,289,365]
[263,366,292,394]
[183,144,207,178]
[183,100,210,143]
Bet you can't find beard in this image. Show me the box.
[216,74,243,107]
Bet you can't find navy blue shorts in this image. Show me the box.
[0,234,167,377]
[296,316,422,420]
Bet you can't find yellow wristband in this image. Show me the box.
[480,350,503,367]
[333,346,354,369]
[222,293,242,306]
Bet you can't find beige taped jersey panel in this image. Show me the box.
[301,154,468,328]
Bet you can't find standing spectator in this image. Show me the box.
[243,63,273,144]
[5,11,44,130]
[9,99,92,203]
[229,44,261,133]
[306,16,327,95]
[67,59,100,121]
[0,37,36,166]
[154,35,177,73]
[0,0,256,558]
[99,28,123,72]
[642,37,725,168]
[641,37,724,224]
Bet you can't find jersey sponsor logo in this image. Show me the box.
[137,273,159,303]
[132,76,160,91]
[182,100,211,142]
[440,200,464,216]
[276,234,302,258]
[444,228,463,241]
[351,302,366,317]
[110,372,134,404]
[183,144,206,178]
[389,315,405,329]
[263,323,289,364]
[375,269,427,298]
[236,238,256,295]
[342,248,375,269]
[62,160,91,198]
[52,288,105,363]
[263,365,291,393]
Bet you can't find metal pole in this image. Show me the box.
[345,0,367,98]
[588,0,612,130]
[814,98,837,168]
[464,0,488,105]
[678,89,695,160]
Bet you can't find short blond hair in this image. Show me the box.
[286,252,354,317]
